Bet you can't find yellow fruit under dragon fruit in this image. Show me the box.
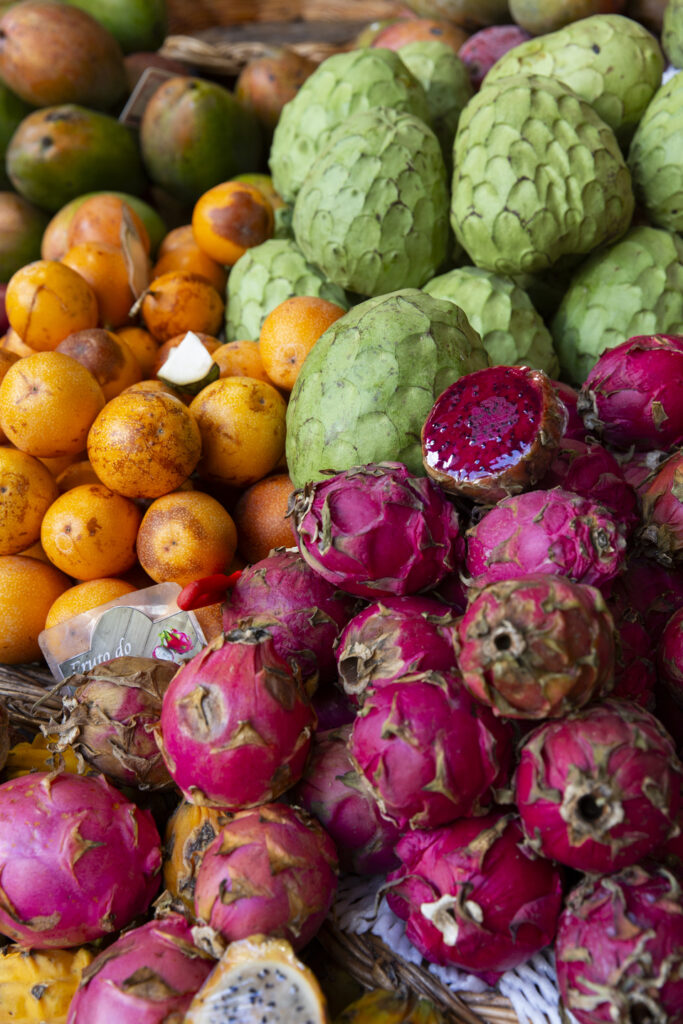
[2,733,90,780]
[0,945,94,1023]
[334,989,446,1023]
[163,800,232,913]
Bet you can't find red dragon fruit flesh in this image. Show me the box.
[421,365,567,505]
[456,573,615,719]
[540,438,638,534]
[641,450,683,565]
[289,462,464,600]
[458,24,532,90]
[577,334,683,452]
[155,625,315,808]
[67,914,215,1024]
[386,810,563,983]
[555,864,683,1024]
[335,595,459,706]
[658,606,683,703]
[515,698,683,874]
[193,802,338,952]
[465,486,628,592]
[348,671,514,831]
[0,771,161,948]
[295,725,401,875]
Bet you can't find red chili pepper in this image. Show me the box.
[177,570,242,611]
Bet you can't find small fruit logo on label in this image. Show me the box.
[153,627,193,662]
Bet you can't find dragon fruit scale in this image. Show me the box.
[456,574,615,719]
[155,626,315,808]
[66,915,215,1024]
[289,462,464,600]
[540,438,638,534]
[348,672,514,831]
[555,864,683,1024]
[386,810,564,982]
[0,771,161,948]
[641,450,683,565]
[515,699,683,874]
[193,803,338,952]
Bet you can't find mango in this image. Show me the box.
[0,192,49,282]
[42,191,167,261]
[62,0,167,54]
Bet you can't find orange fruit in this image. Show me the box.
[87,390,202,499]
[55,459,101,492]
[212,339,270,383]
[192,181,274,266]
[122,379,180,399]
[61,241,147,330]
[66,194,151,255]
[38,452,82,477]
[0,555,71,663]
[258,295,346,391]
[56,328,142,401]
[0,351,19,442]
[116,326,159,378]
[5,260,98,351]
[45,577,138,629]
[0,447,59,555]
[40,483,142,580]
[0,351,105,457]
[136,490,238,588]
[151,244,227,294]
[140,272,224,343]
[153,332,221,377]
[232,173,286,212]
[157,224,195,258]
[232,473,297,564]
[189,376,287,488]
[17,538,50,562]
[0,330,33,360]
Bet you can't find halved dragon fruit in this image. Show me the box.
[555,864,683,1024]
[515,699,682,874]
[658,607,683,702]
[641,450,683,565]
[421,365,567,505]
[193,803,338,952]
[289,462,464,600]
[335,596,459,706]
[0,772,161,948]
[577,333,683,452]
[540,438,638,533]
[386,810,563,982]
[155,626,315,808]
[67,914,215,1023]
[456,574,615,719]
[349,671,514,831]
[465,486,628,592]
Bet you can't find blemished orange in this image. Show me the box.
[136,490,238,588]
[0,351,19,442]
[66,194,151,255]
[189,376,286,488]
[232,473,296,564]
[157,224,195,257]
[87,390,202,499]
[61,241,147,329]
[56,328,142,401]
[258,295,346,391]
[5,260,99,351]
[0,329,35,359]
[116,326,159,378]
[140,271,224,343]
[192,181,274,266]
[0,447,59,555]
[45,577,138,629]
[55,459,101,492]
[40,483,142,580]
[0,555,71,663]
[151,244,227,294]
[212,340,270,383]
[0,351,105,458]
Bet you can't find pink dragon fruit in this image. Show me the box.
[465,486,628,592]
[421,365,567,505]
[551,380,586,440]
[348,671,514,831]
[641,451,683,565]
[67,914,215,1023]
[289,462,464,600]
[577,334,683,452]
[221,548,359,685]
[311,687,356,731]
[555,864,683,1024]
[540,438,638,533]
[386,810,563,983]
[155,625,315,808]
[515,698,683,874]
[295,725,401,875]
[335,596,459,706]
[428,570,470,613]
[658,607,683,701]
[458,24,532,89]
[456,574,615,719]
[0,771,161,948]
[193,802,338,951]
[604,581,656,709]
[617,447,670,500]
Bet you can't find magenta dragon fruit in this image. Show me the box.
[386,810,563,983]
[641,451,683,565]
[221,548,359,686]
[335,596,459,706]
[540,438,638,533]
[456,574,615,719]
[295,725,401,875]
[289,462,464,600]
[428,570,470,613]
[421,365,567,505]
[458,24,532,89]
[465,486,628,592]
[618,448,670,500]
[155,625,315,808]
[193,802,338,951]
[658,607,683,701]
[555,864,683,1024]
[551,380,586,440]
[612,555,683,643]
[577,334,683,452]
[0,771,161,948]
[67,914,215,1023]
[311,687,356,731]
[515,699,683,874]
[349,672,514,831]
